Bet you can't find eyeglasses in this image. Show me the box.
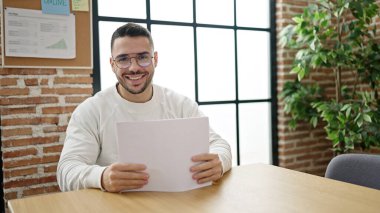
[113,53,153,69]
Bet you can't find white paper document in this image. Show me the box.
[116,117,211,192]
[4,7,76,59]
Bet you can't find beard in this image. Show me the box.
[117,71,154,95]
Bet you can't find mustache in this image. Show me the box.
[125,71,148,75]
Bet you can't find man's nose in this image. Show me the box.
[128,58,141,71]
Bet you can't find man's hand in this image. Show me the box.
[101,163,149,192]
[190,153,223,184]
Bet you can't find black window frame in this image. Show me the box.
[91,0,278,166]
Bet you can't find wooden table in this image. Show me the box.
[8,164,380,213]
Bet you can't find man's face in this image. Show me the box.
[110,36,157,99]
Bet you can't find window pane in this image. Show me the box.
[99,22,147,90]
[151,0,192,22]
[199,104,237,166]
[236,0,269,28]
[197,28,235,101]
[151,25,195,100]
[239,103,272,165]
[98,0,146,19]
[196,0,234,26]
[237,30,270,100]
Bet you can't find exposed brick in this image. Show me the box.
[42,106,77,114]
[65,96,90,103]
[0,78,18,86]
[0,97,58,105]
[43,145,63,153]
[0,107,36,115]
[63,69,92,75]
[279,148,311,156]
[54,77,93,84]
[40,79,49,85]
[4,167,38,178]
[2,117,59,126]
[1,128,33,137]
[3,175,57,189]
[3,155,60,169]
[2,136,60,147]
[41,87,93,95]
[296,153,323,161]
[44,165,58,173]
[3,148,38,158]
[24,78,39,86]
[43,125,67,133]
[0,88,29,96]
[0,68,56,75]
[4,192,18,200]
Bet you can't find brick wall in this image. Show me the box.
[0,68,92,207]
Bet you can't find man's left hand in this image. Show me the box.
[190,153,223,184]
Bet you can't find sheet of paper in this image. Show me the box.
[4,7,76,59]
[116,117,211,192]
[41,0,70,15]
[72,0,89,11]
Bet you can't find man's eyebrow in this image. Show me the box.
[115,52,150,59]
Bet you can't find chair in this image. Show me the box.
[325,153,380,190]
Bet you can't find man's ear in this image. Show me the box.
[110,57,116,73]
[153,51,158,67]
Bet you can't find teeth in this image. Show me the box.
[127,74,144,80]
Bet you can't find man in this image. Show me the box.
[57,23,232,192]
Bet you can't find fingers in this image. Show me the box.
[191,153,218,162]
[190,153,223,184]
[102,163,149,192]
[106,178,148,192]
[192,166,222,183]
[111,162,147,171]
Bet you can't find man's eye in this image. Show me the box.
[138,54,149,60]
[117,57,129,62]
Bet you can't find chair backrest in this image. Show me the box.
[325,153,380,190]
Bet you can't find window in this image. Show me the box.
[92,0,278,166]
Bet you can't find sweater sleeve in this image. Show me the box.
[208,128,232,174]
[57,103,106,191]
[183,98,232,174]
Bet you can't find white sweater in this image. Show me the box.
[57,84,232,191]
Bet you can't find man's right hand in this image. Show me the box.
[101,163,149,192]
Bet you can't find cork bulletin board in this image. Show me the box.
[1,0,93,69]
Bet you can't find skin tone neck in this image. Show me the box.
[110,36,158,103]
[117,82,153,103]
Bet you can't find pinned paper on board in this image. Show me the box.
[72,0,89,11]
[41,0,70,15]
[4,7,76,59]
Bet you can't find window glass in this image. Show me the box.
[151,0,193,22]
[236,0,270,28]
[196,0,234,25]
[151,25,195,99]
[239,103,272,165]
[95,1,273,166]
[199,104,238,166]
[237,30,270,100]
[197,28,235,101]
[98,0,146,19]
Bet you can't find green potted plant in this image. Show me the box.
[279,0,380,155]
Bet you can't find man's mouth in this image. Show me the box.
[125,72,147,81]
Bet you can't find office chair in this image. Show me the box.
[325,153,380,190]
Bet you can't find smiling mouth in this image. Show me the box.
[125,73,147,80]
